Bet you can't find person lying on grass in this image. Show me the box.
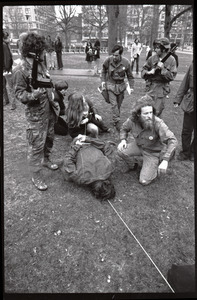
[62,134,116,201]
[66,92,111,139]
[117,94,178,186]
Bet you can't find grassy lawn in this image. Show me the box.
[3,51,195,295]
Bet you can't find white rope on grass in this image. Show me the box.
[107,199,175,293]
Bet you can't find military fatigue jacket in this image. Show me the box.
[120,116,177,161]
[13,59,59,122]
[141,54,177,83]
[101,56,134,89]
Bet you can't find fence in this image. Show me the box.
[63,46,108,54]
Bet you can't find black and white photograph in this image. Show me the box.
[2,1,196,298]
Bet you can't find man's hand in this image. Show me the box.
[75,134,86,145]
[95,114,102,121]
[101,82,106,90]
[158,160,168,176]
[147,69,156,75]
[157,61,164,69]
[33,87,45,100]
[117,139,127,151]
[126,83,134,95]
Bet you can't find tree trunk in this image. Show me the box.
[150,6,159,47]
[164,5,172,38]
[107,5,119,54]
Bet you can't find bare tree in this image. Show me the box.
[164,5,192,38]
[106,5,119,54]
[54,5,82,47]
[3,6,26,38]
[82,5,108,44]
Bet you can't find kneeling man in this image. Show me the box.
[117,95,177,185]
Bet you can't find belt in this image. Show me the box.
[109,80,124,84]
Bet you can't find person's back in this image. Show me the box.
[63,135,116,200]
[64,136,114,184]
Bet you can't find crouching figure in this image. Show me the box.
[62,135,116,201]
[117,95,178,186]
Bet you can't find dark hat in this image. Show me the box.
[159,37,170,49]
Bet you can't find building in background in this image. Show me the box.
[3,6,56,39]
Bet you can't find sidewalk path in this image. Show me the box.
[50,68,185,81]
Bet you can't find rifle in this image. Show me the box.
[145,44,178,78]
[159,44,178,64]
[29,52,53,89]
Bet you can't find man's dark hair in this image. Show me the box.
[111,44,123,55]
[90,179,116,201]
[131,94,156,122]
[21,32,46,58]
[54,80,68,91]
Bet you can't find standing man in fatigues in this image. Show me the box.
[101,44,134,131]
[141,38,177,117]
[13,33,60,191]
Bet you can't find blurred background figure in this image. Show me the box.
[3,29,16,110]
[55,35,63,70]
[173,62,194,161]
[85,41,93,71]
[45,35,55,70]
[93,39,101,75]
[130,38,142,74]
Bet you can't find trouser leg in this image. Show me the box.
[108,90,124,127]
[139,151,159,185]
[3,76,9,105]
[91,115,108,132]
[117,139,142,169]
[154,97,165,117]
[26,120,48,174]
[44,113,55,160]
[6,73,16,109]
[131,60,134,71]
[181,111,194,157]
[136,55,139,73]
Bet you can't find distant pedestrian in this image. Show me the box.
[130,38,142,74]
[101,44,134,131]
[173,62,194,161]
[3,29,16,110]
[85,41,93,71]
[93,39,101,75]
[55,36,63,70]
[141,37,177,116]
[46,35,55,70]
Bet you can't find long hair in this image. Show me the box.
[89,179,116,201]
[130,94,156,122]
[66,93,85,128]
[21,32,46,58]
